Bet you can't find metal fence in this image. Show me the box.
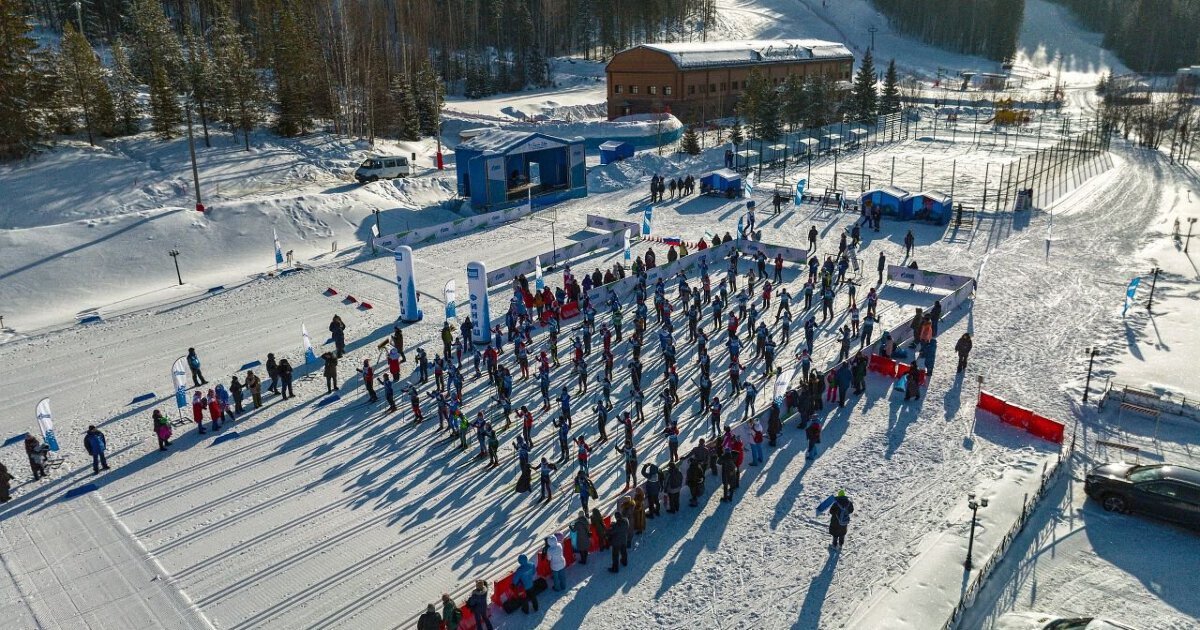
[939,435,1076,630]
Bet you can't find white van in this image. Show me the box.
[355,155,412,183]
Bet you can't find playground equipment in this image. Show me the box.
[986,98,1031,126]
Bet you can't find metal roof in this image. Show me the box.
[627,39,853,70]
[455,130,582,155]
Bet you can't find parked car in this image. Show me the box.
[1084,462,1200,528]
[997,611,1138,630]
[355,155,411,183]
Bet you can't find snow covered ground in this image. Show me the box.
[1,2,1195,630]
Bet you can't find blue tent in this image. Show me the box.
[906,190,953,224]
[860,186,911,218]
[599,141,633,165]
[700,168,742,197]
[455,130,587,209]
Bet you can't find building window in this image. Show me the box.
[710,83,716,93]
[664,86,672,96]
[614,84,622,94]
[649,85,657,95]
[631,85,639,94]
[688,85,695,95]
[720,82,726,91]
[731,81,738,91]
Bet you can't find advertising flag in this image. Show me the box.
[642,205,653,236]
[444,279,458,319]
[172,356,188,408]
[1122,277,1141,317]
[35,398,59,452]
[273,228,283,266]
[302,324,317,364]
[737,214,745,240]
[745,172,756,196]
[534,256,544,291]
[795,178,807,205]
[623,229,632,262]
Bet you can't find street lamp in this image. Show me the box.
[868,26,878,52]
[964,492,989,570]
[1186,217,1197,253]
[1146,266,1161,313]
[1082,347,1099,403]
[168,249,183,285]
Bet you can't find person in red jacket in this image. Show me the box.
[207,389,222,431]
[805,420,821,459]
[192,391,207,435]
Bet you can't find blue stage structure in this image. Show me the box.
[860,186,911,217]
[906,190,953,224]
[599,141,634,165]
[455,130,587,210]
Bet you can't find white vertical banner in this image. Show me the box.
[394,245,423,322]
[172,356,188,408]
[302,324,316,364]
[467,261,490,344]
[444,279,457,320]
[35,398,59,452]
[623,229,631,262]
[534,255,544,291]
[273,228,283,267]
[745,172,756,196]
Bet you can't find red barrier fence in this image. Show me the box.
[868,353,927,387]
[976,390,1064,444]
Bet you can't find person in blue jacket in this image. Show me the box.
[186,348,207,386]
[512,554,539,613]
[834,362,852,407]
[83,425,109,474]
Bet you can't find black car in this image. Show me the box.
[1084,462,1200,528]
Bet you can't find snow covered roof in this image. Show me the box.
[864,186,911,199]
[455,130,582,155]
[632,40,852,69]
[914,190,952,204]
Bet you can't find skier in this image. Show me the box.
[186,347,207,386]
[83,425,109,474]
[357,360,377,403]
[378,374,396,412]
[538,457,557,502]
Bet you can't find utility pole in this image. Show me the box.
[868,26,877,52]
[168,250,183,285]
[185,101,205,212]
[1146,267,1161,312]
[1082,347,1099,403]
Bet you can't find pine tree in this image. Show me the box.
[391,75,420,140]
[148,63,181,139]
[183,25,214,147]
[273,8,314,137]
[782,74,806,132]
[414,60,445,137]
[0,0,40,158]
[681,126,700,155]
[729,119,744,146]
[60,24,115,144]
[744,71,781,141]
[850,49,878,123]
[881,59,901,115]
[212,14,262,150]
[802,77,833,128]
[126,0,183,84]
[109,38,141,136]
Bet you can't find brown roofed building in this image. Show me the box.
[605,39,854,121]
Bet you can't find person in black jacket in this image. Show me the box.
[329,315,347,357]
[416,604,441,630]
[265,353,279,394]
[278,359,295,399]
[466,580,493,630]
[573,510,591,565]
[955,333,973,373]
[321,351,339,392]
[608,513,630,572]
[665,461,683,513]
[720,449,738,501]
[641,462,662,517]
[829,491,855,548]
